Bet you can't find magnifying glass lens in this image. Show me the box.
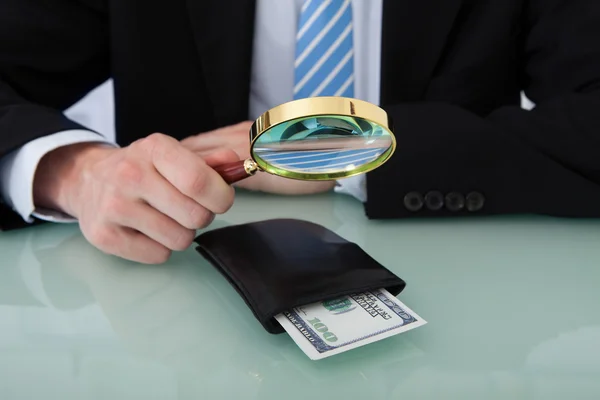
[252,115,393,180]
[213,97,396,184]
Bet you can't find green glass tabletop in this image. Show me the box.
[1,191,600,399]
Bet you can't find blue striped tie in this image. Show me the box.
[293,0,355,99]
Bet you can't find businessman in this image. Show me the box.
[1,0,600,263]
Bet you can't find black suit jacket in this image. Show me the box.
[1,0,600,230]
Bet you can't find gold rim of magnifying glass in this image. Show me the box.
[248,97,396,181]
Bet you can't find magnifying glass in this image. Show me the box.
[213,97,396,184]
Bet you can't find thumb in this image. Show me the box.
[201,148,241,167]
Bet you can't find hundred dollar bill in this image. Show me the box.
[275,288,426,360]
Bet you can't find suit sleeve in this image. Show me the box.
[365,0,600,219]
[0,0,109,229]
[366,0,600,219]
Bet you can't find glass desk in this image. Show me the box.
[1,191,600,399]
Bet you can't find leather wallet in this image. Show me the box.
[194,219,406,334]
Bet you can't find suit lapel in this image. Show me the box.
[380,0,463,105]
[185,0,257,127]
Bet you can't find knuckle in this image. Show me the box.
[214,187,235,214]
[114,159,143,186]
[187,205,214,228]
[87,225,115,250]
[169,228,195,251]
[145,132,167,146]
[101,196,127,218]
[148,247,172,264]
[161,147,181,166]
[132,133,165,154]
[184,171,209,198]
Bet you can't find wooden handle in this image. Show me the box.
[213,160,253,184]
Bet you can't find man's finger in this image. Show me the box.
[144,134,235,214]
[91,225,172,264]
[138,169,215,230]
[202,148,241,167]
[112,202,196,252]
[181,121,253,151]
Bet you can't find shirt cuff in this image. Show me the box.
[0,130,117,224]
[334,174,367,203]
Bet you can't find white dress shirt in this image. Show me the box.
[0,0,382,224]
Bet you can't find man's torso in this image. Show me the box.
[96,0,525,144]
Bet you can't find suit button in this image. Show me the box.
[445,192,465,212]
[466,192,485,212]
[425,191,444,211]
[404,192,424,212]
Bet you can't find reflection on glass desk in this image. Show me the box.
[1,191,600,399]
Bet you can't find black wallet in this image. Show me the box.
[194,219,406,334]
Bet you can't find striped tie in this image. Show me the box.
[293,0,355,99]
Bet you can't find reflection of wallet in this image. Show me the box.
[194,219,406,334]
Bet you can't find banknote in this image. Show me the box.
[275,288,426,360]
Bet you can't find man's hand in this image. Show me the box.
[181,121,336,195]
[33,133,237,264]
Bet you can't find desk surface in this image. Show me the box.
[1,191,600,399]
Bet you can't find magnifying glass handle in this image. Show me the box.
[213,159,259,184]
